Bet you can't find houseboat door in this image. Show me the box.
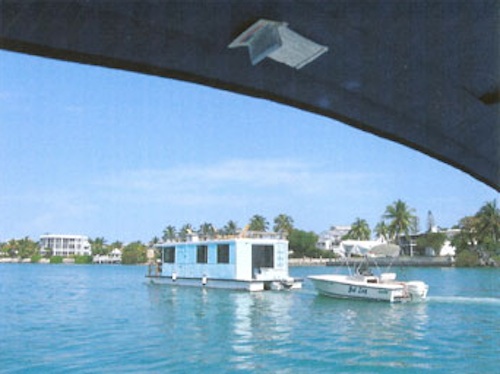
[252,245,274,278]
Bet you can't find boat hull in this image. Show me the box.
[308,274,410,302]
[147,275,302,292]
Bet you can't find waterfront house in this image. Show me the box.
[93,248,122,264]
[316,225,351,253]
[39,234,92,257]
[399,228,458,257]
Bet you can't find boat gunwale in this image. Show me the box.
[308,274,405,290]
[314,288,406,302]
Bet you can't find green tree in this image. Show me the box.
[109,241,123,250]
[162,225,177,242]
[4,240,18,257]
[374,221,389,241]
[416,232,447,256]
[199,222,216,239]
[19,237,40,259]
[3,237,39,259]
[288,229,321,258]
[248,215,268,232]
[451,216,478,253]
[4,239,17,257]
[0,242,8,257]
[383,200,418,243]
[452,200,500,266]
[344,218,371,240]
[475,200,500,248]
[121,241,147,264]
[273,214,294,236]
[149,236,160,246]
[90,237,108,256]
[179,224,194,241]
[222,220,239,236]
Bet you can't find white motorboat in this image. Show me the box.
[308,244,428,302]
[308,272,428,302]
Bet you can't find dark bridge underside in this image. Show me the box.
[1,0,498,190]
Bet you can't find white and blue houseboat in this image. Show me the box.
[146,231,302,291]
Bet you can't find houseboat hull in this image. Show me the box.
[147,274,301,292]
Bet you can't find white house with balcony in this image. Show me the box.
[316,225,351,252]
[39,234,92,257]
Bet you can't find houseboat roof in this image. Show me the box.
[156,231,287,246]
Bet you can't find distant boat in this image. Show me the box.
[308,244,428,302]
[146,231,302,291]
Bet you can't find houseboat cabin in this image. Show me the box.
[147,232,301,291]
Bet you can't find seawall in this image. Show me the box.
[289,256,454,267]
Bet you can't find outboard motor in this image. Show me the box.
[280,277,295,289]
[406,281,429,301]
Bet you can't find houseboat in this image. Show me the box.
[146,231,302,291]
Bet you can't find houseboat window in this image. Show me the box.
[252,245,274,268]
[197,245,208,263]
[217,244,230,263]
[163,247,175,263]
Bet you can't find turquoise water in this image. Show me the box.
[1,264,499,373]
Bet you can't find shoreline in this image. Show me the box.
[289,256,455,267]
[0,255,459,268]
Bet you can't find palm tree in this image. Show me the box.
[199,222,216,239]
[179,224,194,241]
[374,221,389,241]
[383,200,418,255]
[109,241,123,249]
[453,202,499,266]
[0,241,8,257]
[222,220,239,236]
[149,236,160,247]
[273,214,294,236]
[162,225,177,242]
[248,214,268,232]
[345,218,371,240]
[6,239,18,257]
[17,236,39,259]
[90,237,107,256]
[452,216,479,251]
[475,199,500,244]
[383,200,418,256]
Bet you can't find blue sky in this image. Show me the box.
[0,50,497,243]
